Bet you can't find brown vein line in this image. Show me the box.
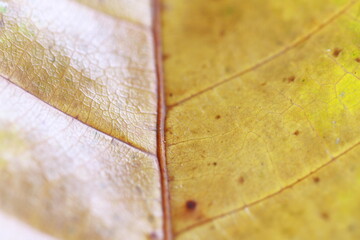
[0,75,155,156]
[175,140,360,236]
[72,0,149,30]
[152,0,173,239]
[168,0,356,109]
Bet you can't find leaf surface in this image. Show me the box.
[2,0,360,239]
[0,0,162,239]
[162,0,360,239]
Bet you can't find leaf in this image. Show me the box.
[163,0,360,239]
[1,0,360,240]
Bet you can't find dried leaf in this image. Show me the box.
[1,0,360,239]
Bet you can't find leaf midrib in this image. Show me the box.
[152,0,173,239]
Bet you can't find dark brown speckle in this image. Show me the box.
[162,54,170,61]
[313,177,320,183]
[332,48,342,57]
[186,200,197,211]
[283,76,295,83]
[321,212,330,220]
[287,76,295,83]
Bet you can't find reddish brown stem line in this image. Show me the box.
[152,0,173,239]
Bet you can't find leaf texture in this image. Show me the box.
[1,0,360,239]
[163,0,360,239]
[0,0,162,239]
[0,0,157,153]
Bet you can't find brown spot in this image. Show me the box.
[355,58,360,63]
[293,130,300,136]
[185,200,197,211]
[321,212,330,220]
[168,176,174,181]
[74,115,79,119]
[332,48,342,57]
[287,76,296,83]
[169,93,173,97]
[215,115,221,119]
[239,176,245,184]
[163,54,170,61]
[313,177,320,183]
[213,162,217,166]
[165,127,173,135]
[260,82,267,86]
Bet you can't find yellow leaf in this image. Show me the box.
[163,0,360,239]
